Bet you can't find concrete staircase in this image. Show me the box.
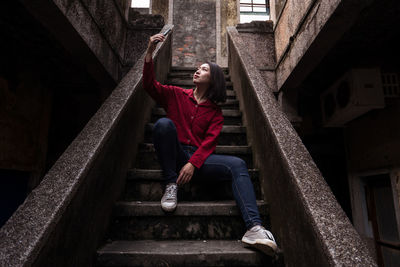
[96,67,278,266]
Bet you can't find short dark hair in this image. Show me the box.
[205,62,226,103]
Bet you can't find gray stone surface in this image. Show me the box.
[147,123,246,133]
[273,0,374,91]
[20,0,130,85]
[97,240,272,266]
[145,123,247,145]
[227,26,377,266]
[153,107,241,117]
[236,21,277,92]
[124,9,165,71]
[172,0,216,66]
[109,215,250,240]
[136,143,253,169]
[0,25,174,267]
[129,168,258,181]
[114,200,267,216]
[124,168,261,201]
[139,143,251,155]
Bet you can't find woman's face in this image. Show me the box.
[193,63,211,86]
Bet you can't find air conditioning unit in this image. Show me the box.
[321,68,385,127]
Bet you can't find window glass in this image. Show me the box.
[131,0,150,8]
[240,0,270,23]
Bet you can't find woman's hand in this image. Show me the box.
[177,162,195,185]
[145,34,166,62]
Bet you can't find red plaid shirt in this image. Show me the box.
[143,59,223,168]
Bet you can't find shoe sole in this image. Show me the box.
[241,238,277,257]
[161,202,177,213]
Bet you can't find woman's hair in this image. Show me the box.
[205,62,226,103]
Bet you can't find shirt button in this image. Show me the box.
[191,116,194,119]
[195,105,198,108]
[187,139,190,143]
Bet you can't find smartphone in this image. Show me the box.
[155,28,171,43]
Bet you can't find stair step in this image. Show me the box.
[152,107,241,117]
[144,121,247,145]
[171,66,228,72]
[146,123,246,134]
[97,240,272,266]
[108,201,268,240]
[124,169,261,201]
[151,108,242,126]
[128,168,259,181]
[218,99,239,109]
[114,200,267,217]
[135,144,253,169]
[167,78,233,87]
[139,143,251,154]
[168,72,231,80]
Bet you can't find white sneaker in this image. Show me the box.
[161,183,178,212]
[241,225,278,256]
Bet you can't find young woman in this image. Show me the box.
[143,33,278,256]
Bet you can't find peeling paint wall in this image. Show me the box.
[151,0,169,24]
[345,98,400,172]
[220,0,238,66]
[172,0,216,67]
[171,0,238,67]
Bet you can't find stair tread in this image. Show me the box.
[147,123,246,133]
[114,200,267,216]
[167,79,233,87]
[128,168,259,181]
[171,66,228,71]
[168,72,231,80]
[153,107,241,117]
[97,240,270,266]
[139,143,251,154]
[99,239,255,254]
[219,99,239,105]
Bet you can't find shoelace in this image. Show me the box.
[165,185,177,200]
[262,229,276,242]
[252,226,276,242]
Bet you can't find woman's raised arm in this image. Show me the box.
[145,34,165,63]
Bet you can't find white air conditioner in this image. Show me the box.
[321,68,385,127]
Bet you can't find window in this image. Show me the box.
[240,0,270,23]
[131,0,150,8]
[362,174,400,266]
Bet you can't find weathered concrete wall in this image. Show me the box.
[227,26,376,267]
[125,9,165,72]
[151,0,169,25]
[236,21,277,92]
[273,0,315,63]
[0,26,173,267]
[345,98,400,172]
[270,0,374,91]
[170,0,238,67]
[219,0,238,66]
[0,74,51,175]
[21,0,131,87]
[172,0,216,66]
[116,0,132,20]
[270,0,287,22]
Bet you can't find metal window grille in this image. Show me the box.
[381,73,400,98]
[240,0,269,14]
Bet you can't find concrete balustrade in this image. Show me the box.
[0,25,173,267]
[227,26,376,266]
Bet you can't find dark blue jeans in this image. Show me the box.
[153,118,262,229]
